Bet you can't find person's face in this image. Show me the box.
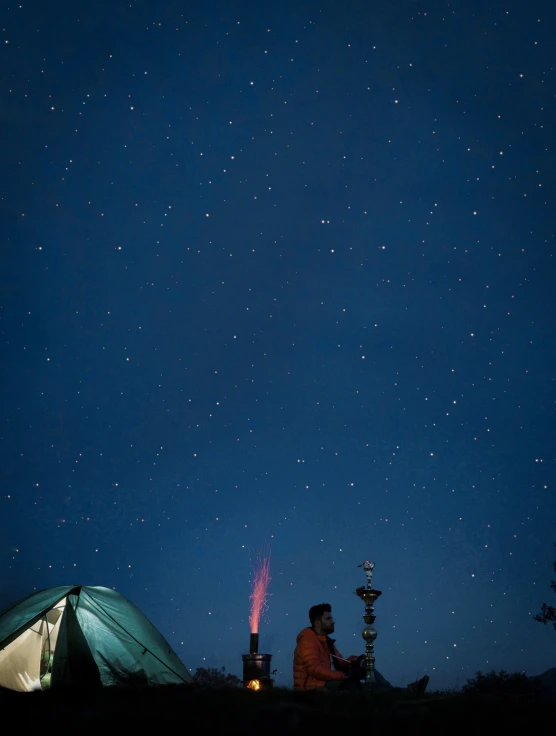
[317,611,335,635]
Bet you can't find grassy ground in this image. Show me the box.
[1,684,554,732]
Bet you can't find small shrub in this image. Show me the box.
[192,666,242,688]
[462,669,533,696]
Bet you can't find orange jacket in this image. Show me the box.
[293,627,349,690]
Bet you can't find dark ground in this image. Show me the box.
[1,685,555,733]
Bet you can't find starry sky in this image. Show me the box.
[1,0,555,690]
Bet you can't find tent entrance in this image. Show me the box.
[39,598,66,689]
[0,598,66,692]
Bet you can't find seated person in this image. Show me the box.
[293,602,428,694]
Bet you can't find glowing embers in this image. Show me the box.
[246,676,275,691]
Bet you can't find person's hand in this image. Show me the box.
[349,655,366,680]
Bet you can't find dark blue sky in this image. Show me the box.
[1,0,555,688]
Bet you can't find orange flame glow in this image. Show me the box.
[249,551,271,634]
[247,679,261,690]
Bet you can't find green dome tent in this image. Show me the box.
[0,585,192,692]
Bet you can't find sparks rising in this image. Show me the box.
[249,551,271,634]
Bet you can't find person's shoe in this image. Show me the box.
[407,675,429,695]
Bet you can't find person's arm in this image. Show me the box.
[332,645,356,673]
[298,638,345,683]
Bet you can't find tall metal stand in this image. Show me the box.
[355,560,382,686]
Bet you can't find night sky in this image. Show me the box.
[1,0,555,690]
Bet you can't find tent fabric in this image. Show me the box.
[0,586,192,691]
[75,587,190,686]
[0,586,74,654]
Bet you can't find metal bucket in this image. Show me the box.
[242,653,272,688]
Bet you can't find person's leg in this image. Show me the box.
[373,669,394,688]
[359,665,404,692]
[358,663,394,688]
[325,678,360,692]
[357,661,429,695]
